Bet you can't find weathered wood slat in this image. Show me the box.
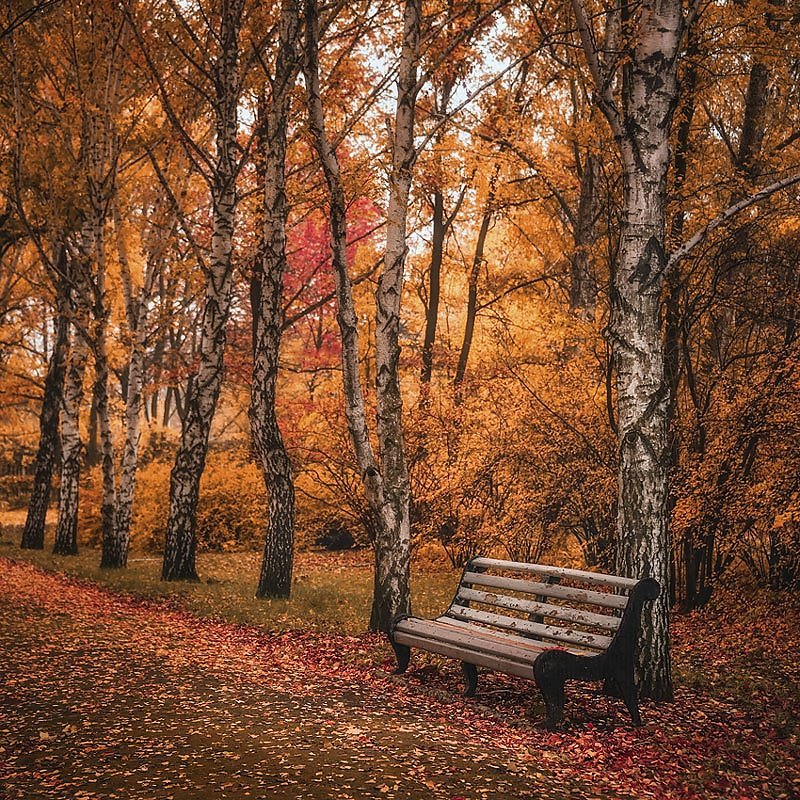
[395,618,548,663]
[392,630,537,680]
[470,558,639,590]
[445,605,613,651]
[463,571,628,611]
[433,615,595,655]
[455,587,622,632]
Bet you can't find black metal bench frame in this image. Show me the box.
[389,557,660,727]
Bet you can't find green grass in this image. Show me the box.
[0,524,460,635]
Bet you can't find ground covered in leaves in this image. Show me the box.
[0,556,798,799]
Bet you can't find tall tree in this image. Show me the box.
[125,0,248,580]
[21,249,69,550]
[305,0,420,632]
[571,0,684,699]
[249,0,300,599]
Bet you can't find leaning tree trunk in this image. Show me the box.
[369,0,420,633]
[454,173,497,391]
[53,323,90,556]
[162,0,242,581]
[249,0,299,599]
[161,192,236,581]
[22,268,70,550]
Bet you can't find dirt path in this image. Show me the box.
[1,557,798,800]
[0,557,576,800]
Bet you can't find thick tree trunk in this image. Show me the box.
[249,0,299,600]
[304,0,417,632]
[573,0,682,700]
[162,0,242,581]
[612,2,681,702]
[22,265,69,550]
[53,323,90,556]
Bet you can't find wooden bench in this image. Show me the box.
[390,557,660,727]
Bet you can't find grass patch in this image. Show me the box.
[0,523,459,635]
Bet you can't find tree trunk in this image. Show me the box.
[303,0,417,633]
[90,216,118,566]
[53,323,90,556]
[22,261,69,550]
[612,2,682,701]
[249,0,299,600]
[573,0,682,700]
[162,0,242,582]
[107,201,163,568]
[370,0,420,632]
[420,189,445,387]
[569,153,598,318]
[454,178,496,390]
[108,330,145,568]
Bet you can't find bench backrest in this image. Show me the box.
[444,557,639,654]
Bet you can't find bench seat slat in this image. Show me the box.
[392,631,537,680]
[463,571,628,611]
[433,615,596,655]
[455,587,622,632]
[395,618,550,663]
[470,558,639,590]
[445,605,613,651]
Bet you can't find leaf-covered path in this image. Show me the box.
[0,557,798,800]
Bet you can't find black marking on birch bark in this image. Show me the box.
[632,236,667,284]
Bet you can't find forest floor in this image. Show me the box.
[0,543,799,799]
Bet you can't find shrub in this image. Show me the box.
[79,450,268,553]
[133,450,268,553]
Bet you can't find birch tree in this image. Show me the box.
[21,250,69,550]
[305,0,420,631]
[571,0,684,699]
[249,0,300,599]
[108,195,173,567]
[125,0,247,580]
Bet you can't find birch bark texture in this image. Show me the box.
[161,0,244,581]
[304,0,419,632]
[53,310,90,556]
[249,0,300,599]
[108,203,166,568]
[572,0,684,699]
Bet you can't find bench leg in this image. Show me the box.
[615,671,641,726]
[461,662,478,697]
[533,651,567,728]
[391,640,411,675]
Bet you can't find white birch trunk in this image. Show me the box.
[370,0,420,632]
[304,0,418,632]
[90,212,118,564]
[249,0,299,599]
[572,0,682,699]
[107,206,160,567]
[162,0,243,581]
[611,1,682,700]
[53,318,90,556]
